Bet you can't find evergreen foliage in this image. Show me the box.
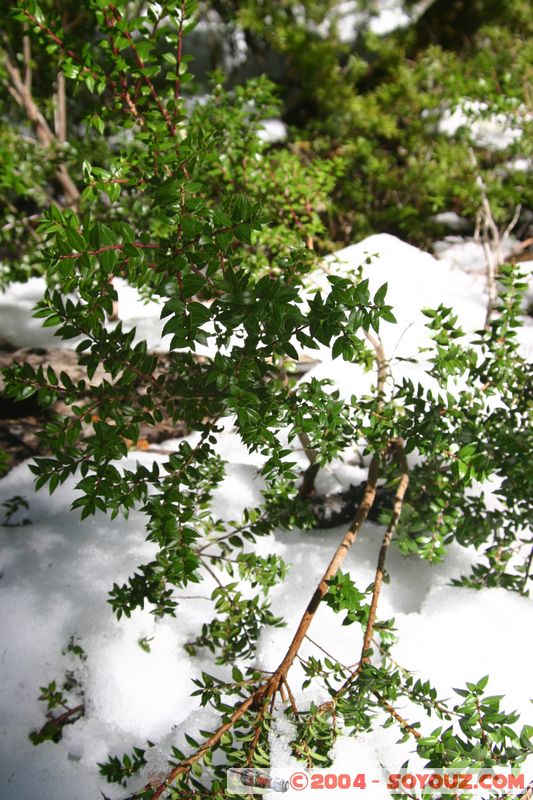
[0,2,531,798]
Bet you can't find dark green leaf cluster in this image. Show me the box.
[99,747,147,787]
[29,639,86,745]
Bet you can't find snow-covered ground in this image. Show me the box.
[0,235,532,799]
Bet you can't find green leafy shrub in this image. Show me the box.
[203,0,532,246]
[1,2,532,798]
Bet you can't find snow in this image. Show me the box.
[193,11,248,72]
[0,277,68,349]
[438,100,525,151]
[0,460,231,798]
[394,584,533,713]
[502,157,532,174]
[2,233,527,364]
[317,1,366,42]
[432,236,521,274]
[368,2,410,36]
[0,234,532,799]
[433,241,533,361]
[257,119,288,144]
[316,1,411,43]
[86,614,197,741]
[431,211,471,233]
[316,234,487,345]
[300,233,488,402]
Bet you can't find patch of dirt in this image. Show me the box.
[0,347,189,475]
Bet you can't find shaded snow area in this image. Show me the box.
[437,100,526,152]
[408,99,530,178]
[0,235,532,799]
[315,0,411,43]
[433,236,521,274]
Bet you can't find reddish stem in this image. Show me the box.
[109,4,175,134]
[22,11,114,89]
[57,241,159,260]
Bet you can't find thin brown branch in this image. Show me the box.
[4,57,53,148]
[304,633,349,670]
[469,148,503,327]
[282,677,300,719]
[22,27,32,91]
[108,4,175,134]
[246,693,270,766]
[514,779,533,800]
[31,703,84,740]
[366,331,387,397]
[334,442,408,699]
[270,455,380,688]
[283,677,319,768]
[201,560,224,589]
[149,456,380,797]
[373,691,421,739]
[517,237,533,252]
[149,690,261,799]
[358,441,409,670]
[57,241,159,259]
[298,430,320,498]
[4,51,79,207]
[54,71,67,142]
[313,687,421,743]
[502,204,521,241]
[324,335,408,703]
[1,200,41,243]
[103,9,145,127]
[20,10,113,89]
[196,511,270,556]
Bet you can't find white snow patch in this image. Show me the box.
[369,3,409,35]
[316,0,411,43]
[86,613,197,740]
[257,119,288,144]
[438,100,525,151]
[301,233,487,401]
[0,277,71,348]
[432,211,471,232]
[394,585,533,713]
[433,236,521,274]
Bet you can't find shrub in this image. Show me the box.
[1,2,532,798]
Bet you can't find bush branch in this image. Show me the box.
[358,441,409,671]
[148,455,380,797]
[3,49,79,207]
